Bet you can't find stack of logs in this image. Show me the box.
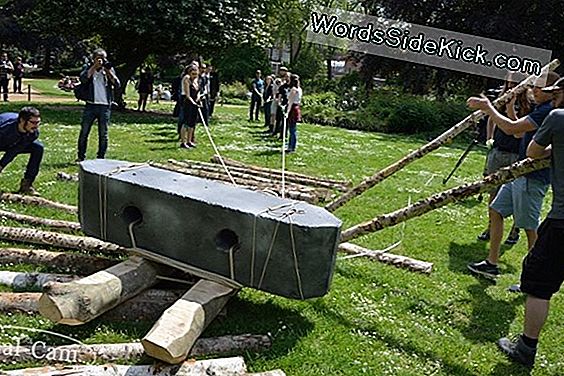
[151,156,352,204]
[0,192,281,376]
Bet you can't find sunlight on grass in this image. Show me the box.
[0,99,561,375]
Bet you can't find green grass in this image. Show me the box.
[0,91,562,375]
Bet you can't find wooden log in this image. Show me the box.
[0,289,185,321]
[340,157,551,242]
[246,371,286,376]
[56,171,79,182]
[152,162,320,204]
[142,280,239,364]
[339,243,433,274]
[0,209,81,232]
[211,155,351,187]
[325,59,560,212]
[0,334,270,364]
[180,158,348,191]
[0,292,40,313]
[0,192,78,214]
[0,270,77,290]
[0,226,127,256]
[38,256,160,325]
[0,247,117,275]
[1,357,247,375]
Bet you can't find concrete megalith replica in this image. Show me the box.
[78,160,342,299]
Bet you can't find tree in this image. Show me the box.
[15,0,269,107]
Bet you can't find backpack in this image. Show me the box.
[73,82,90,101]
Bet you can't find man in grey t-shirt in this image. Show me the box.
[497,77,564,367]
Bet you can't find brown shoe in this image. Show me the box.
[18,179,40,196]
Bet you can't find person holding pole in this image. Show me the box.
[466,72,559,279]
[496,77,564,367]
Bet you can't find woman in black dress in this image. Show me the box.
[137,67,154,112]
[180,65,201,148]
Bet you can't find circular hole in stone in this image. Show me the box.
[122,205,143,225]
[215,229,240,253]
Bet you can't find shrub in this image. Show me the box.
[221,81,249,100]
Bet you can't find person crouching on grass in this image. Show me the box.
[0,107,43,195]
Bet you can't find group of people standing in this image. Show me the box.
[173,62,219,149]
[466,72,564,368]
[249,67,302,153]
[0,52,25,101]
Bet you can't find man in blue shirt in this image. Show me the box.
[249,70,264,122]
[0,107,43,195]
[466,72,560,279]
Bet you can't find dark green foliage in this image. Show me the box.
[215,44,272,84]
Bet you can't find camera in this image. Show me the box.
[103,61,113,69]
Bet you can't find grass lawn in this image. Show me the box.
[0,90,562,375]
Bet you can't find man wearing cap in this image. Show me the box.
[466,71,560,280]
[0,107,44,195]
[495,77,564,367]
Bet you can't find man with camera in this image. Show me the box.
[76,48,120,162]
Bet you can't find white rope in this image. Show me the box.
[281,110,288,198]
[197,107,237,185]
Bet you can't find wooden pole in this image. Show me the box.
[1,357,248,376]
[340,158,550,242]
[152,162,321,203]
[142,280,239,364]
[325,59,560,212]
[0,192,77,214]
[38,256,160,325]
[182,158,349,191]
[0,335,271,364]
[0,247,117,275]
[0,289,185,322]
[211,155,350,187]
[0,209,81,232]
[0,226,127,256]
[0,270,77,290]
[339,243,433,274]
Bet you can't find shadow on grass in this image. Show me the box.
[447,241,518,276]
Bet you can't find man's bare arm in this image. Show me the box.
[527,140,551,159]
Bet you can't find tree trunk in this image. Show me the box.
[0,247,117,275]
[142,280,239,364]
[339,243,433,274]
[0,209,81,232]
[0,193,77,214]
[340,158,551,242]
[0,270,77,290]
[38,256,159,325]
[0,226,127,256]
[325,59,560,212]
[203,157,350,191]
[169,159,337,195]
[210,155,350,186]
[0,289,186,322]
[1,357,247,376]
[152,163,321,204]
[0,335,271,365]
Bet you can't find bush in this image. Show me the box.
[221,81,249,101]
[387,100,441,134]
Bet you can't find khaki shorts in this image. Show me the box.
[484,148,519,195]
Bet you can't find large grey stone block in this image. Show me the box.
[78,160,342,299]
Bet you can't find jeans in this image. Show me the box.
[288,118,297,151]
[264,100,272,127]
[249,95,262,120]
[0,78,8,101]
[13,77,22,93]
[78,103,111,160]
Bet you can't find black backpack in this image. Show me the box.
[73,82,89,101]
